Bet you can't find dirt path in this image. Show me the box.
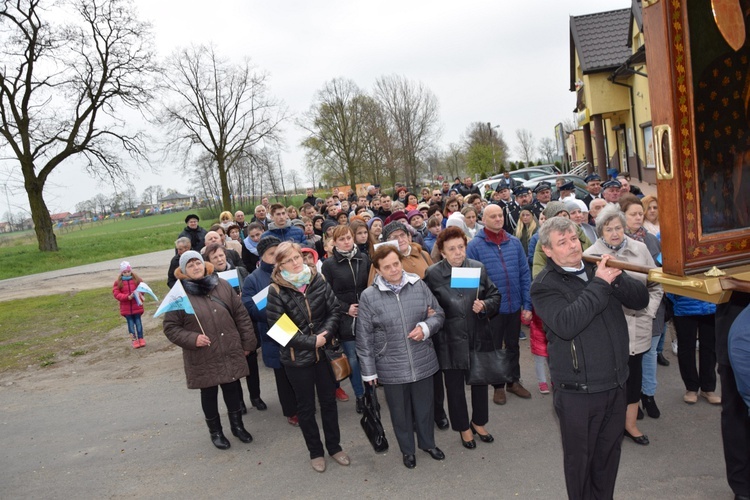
[0,249,174,301]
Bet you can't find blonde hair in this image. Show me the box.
[219,211,233,223]
[274,242,303,266]
[515,209,538,238]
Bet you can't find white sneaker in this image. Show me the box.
[671,339,678,355]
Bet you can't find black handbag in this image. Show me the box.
[360,385,389,453]
[465,320,514,385]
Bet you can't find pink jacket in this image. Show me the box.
[113,278,144,317]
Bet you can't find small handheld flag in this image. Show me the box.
[266,313,299,347]
[218,269,240,288]
[154,281,195,317]
[450,267,482,288]
[134,282,158,306]
[252,285,270,311]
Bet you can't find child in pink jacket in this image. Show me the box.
[113,261,145,348]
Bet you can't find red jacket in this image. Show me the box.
[113,278,144,316]
[527,310,548,357]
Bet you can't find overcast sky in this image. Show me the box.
[3,0,628,215]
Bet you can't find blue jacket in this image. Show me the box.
[527,233,540,270]
[466,228,532,314]
[241,260,280,369]
[261,221,306,244]
[423,232,437,253]
[728,303,750,415]
[667,293,716,317]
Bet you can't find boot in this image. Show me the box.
[228,410,253,443]
[240,400,247,415]
[641,394,661,418]
[205,416,231,450]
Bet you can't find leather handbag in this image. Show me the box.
[465,321,514,385]
[360,385,389,452]
[324,345,351,382]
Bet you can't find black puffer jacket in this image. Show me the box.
[321,248,371,342]
[266,267,341,368]
[423,258,502,370]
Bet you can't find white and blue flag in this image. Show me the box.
[154,281,195,317]
[252,285,270,311]
[450,267,481,288]
[218,269,240,288]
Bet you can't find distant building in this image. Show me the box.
[158,192,193,210]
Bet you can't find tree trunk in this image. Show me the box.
[217,157,232,212]
[27,179,58,252]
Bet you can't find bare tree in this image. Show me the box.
[0,0,158,251]
[373,75,441,188]
[299,78,369,189]
[538,137,557,164]
[515,129,536,164]
[159,44,286,212]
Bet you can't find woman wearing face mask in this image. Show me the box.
[423,227,501,450]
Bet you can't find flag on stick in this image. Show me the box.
[218,269,240,288]
[450,267,482,288]
[266,313,299,347]
[134,282,158,305]
[154,281,195,317]
[252,285,270,311]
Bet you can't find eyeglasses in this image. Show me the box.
[389,232,410,241]
[281,254,303,266]
[432,193,441,197]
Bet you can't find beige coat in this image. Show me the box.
[584,238,663,355]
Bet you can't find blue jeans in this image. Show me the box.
[125,314,143,339]
[656,324,666,354]
[641,335,660,396]
[342,340,364,398]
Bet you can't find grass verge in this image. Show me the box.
[0,282,168,373]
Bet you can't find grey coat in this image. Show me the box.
[356,272,445,385]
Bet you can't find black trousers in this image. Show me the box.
[492,310,522,388]
[626,352,644,405]
[443,369,488,432]
[434,370,447,420]
[200,380,242,419]
[242,351,261,400]
[553,386,626,500]
[719,363,750,496]
[273,367,297,417]
[383,376,436,455]
[674,314,717,392]
[284,361,341,459]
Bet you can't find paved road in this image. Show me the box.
[0,333,731,499]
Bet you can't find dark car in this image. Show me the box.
[478,168,553,198]
[522,174,588,200]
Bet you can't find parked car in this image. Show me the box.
[522,174,589,200]
[477,168,552,198]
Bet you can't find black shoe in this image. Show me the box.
[637,406,644,420]
[403,454,416,469]
[205,416,231,450]
[641,394,661,419]
[460,430,477,449]
[355,397,365,414]
[470,423,494,443]
[422,447,445,460]
[435,415,450,430]
[240,400,247,415]
[251,398,267,411]
[624,429,649,446]
[228,411,253,443]
[657,353,670,366]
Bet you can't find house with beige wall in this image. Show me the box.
[569,0,655,184]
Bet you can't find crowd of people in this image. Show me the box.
[153,175,750,497]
